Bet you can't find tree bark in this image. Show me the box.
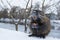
[24,0,30,32]
[15,23,18,31]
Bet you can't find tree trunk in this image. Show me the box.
[24,0,30,32]
[15,23,18,31]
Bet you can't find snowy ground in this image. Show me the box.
[0,23,60,40]
[0,23,25,32]
[0,28,60,40]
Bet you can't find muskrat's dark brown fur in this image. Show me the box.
[29,13,51,38]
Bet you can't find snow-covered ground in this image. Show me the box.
[0,23,25,32]
[50,20,60,30]
[0,22,60,39]
[0,28,60,40]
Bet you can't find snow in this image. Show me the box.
[0,28,60,40]
[0,18,20,22]
[50,20,60,30]
[20,19,31,24]
[0,20,60,40]
[0,23,25,32]
[0,18,12,22]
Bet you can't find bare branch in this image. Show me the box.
[46,0,60,9]
[42,0,46,16]
[0,3,4,9]
[1,0,6,8]
[42,0,45,12]
[28,0,33,14]
[6,0,12,8]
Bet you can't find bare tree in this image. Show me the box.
[1,0,21,31]
[41,0,60,13]
[24,0,30,32]
[7,0,31,32]
[8,6,21,31]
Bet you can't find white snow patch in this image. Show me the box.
[0,28,60,40]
